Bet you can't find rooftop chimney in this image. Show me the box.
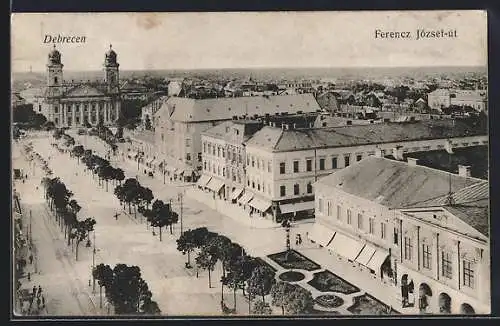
[374,148,384,158]
[458,165,472,177]
[407,157,419,166]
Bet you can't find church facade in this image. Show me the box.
[43,45,121,128]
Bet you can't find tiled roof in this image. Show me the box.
[416,182,489,207]
[246,119,485,152]
[315,157,484,209]
[202,120,264,142]
[160,94,321,122]
[444,202,489,237]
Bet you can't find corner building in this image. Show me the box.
[312,157,489,314]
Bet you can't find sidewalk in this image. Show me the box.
[186,187,278,229]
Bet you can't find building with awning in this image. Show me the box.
[326,232,365,261]
[237,192,254,206]
[230,187,244,202]
[248,196,272,215]
[206,178,225,195]
[307,222,335,247]
[197,175,212,189]
[313,156,490,314]
[279,201,315,215]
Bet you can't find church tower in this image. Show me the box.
[104,44,120,94]
[46,45,64,97]
[103,44,121,123]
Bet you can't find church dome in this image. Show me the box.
[105,44,118,65]
[48,45,61,64]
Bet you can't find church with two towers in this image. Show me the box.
[43,45,122,128]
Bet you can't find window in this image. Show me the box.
[347,209,352,225]
[212,146,215,156]
[318,198,324,213]
[393,227,399,245]
[247,179,250,186]
[463,261,474,288]
[222,168,226,177]
[280,162,286,174]
[204,161,207,170]
[319,158,325,170]
[368,218,374,234]
[262,183,265,192]
[337,205,342,221]
[257,183,261,191]
[442,252,453,279]
[356,154,362,161]
[267,161,271,173]
[404,237,413,261]
[422,244,432,269]
[280,185,286,197]
[247,156,250,165]
[344,155,350,167]
[54,76,58,84]
[203,143,206,153]
[222,149,225,158]
[306,159,312,172]
[327,201,332,216]
[252,157,255,167]
[198,152,202,162]
[293,160,299,173]
[357,213,364,230]
[252,181,255,189]
[307,183,312,194]
[186,153,191,161]
[331,157,338,169]
[54,106,59,114]
[381,222,386,239]
[294,184,299,195]
[257,159,260,169]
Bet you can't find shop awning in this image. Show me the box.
[307,222,335,247]
[366,249,390,272]
[237,192,254,205]
[327,232,365,261]
[206,178,225,192]
[248,197,272,212]
[355,243,376,266]
[197,175,212,187]
[230,187,243,200]
[279,201,315,214]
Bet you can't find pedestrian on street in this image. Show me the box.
[32,286,36,297]
[41,295,45,308]
[29,254,33,264]
[36,297,41,309]
[295,234,299,246]
[37,285,42,297]
[298,234,302,245]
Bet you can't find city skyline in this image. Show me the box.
[11,11,487,72]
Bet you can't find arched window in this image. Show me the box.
[54,76,58,84]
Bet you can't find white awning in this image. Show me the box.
[327,232,365,261]
[355,243,376,266]
[238,192,254,205]
[279,201,315,214]
[307,223,335,247]
[366,249,390,272]
[206,178,225,192]
[248,197,272,212]
[230,187,244,200]
[197,175,212,187]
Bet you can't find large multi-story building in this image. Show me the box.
[40,45,121,128]
[428,89,488,112]
[243,119,487,221]
[312,156,489,314]
[152,94,321,176]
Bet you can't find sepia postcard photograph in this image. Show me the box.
[10,10,489,317]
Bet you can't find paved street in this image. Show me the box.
[14,132,413,316]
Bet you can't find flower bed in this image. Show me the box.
[314,294,344,308]
[278,271,306,282]
[267,250,321,271]
[347,293,400,315]
[307,270,359,294]
[254,257,277,272]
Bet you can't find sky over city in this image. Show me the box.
[11,11,487,72]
